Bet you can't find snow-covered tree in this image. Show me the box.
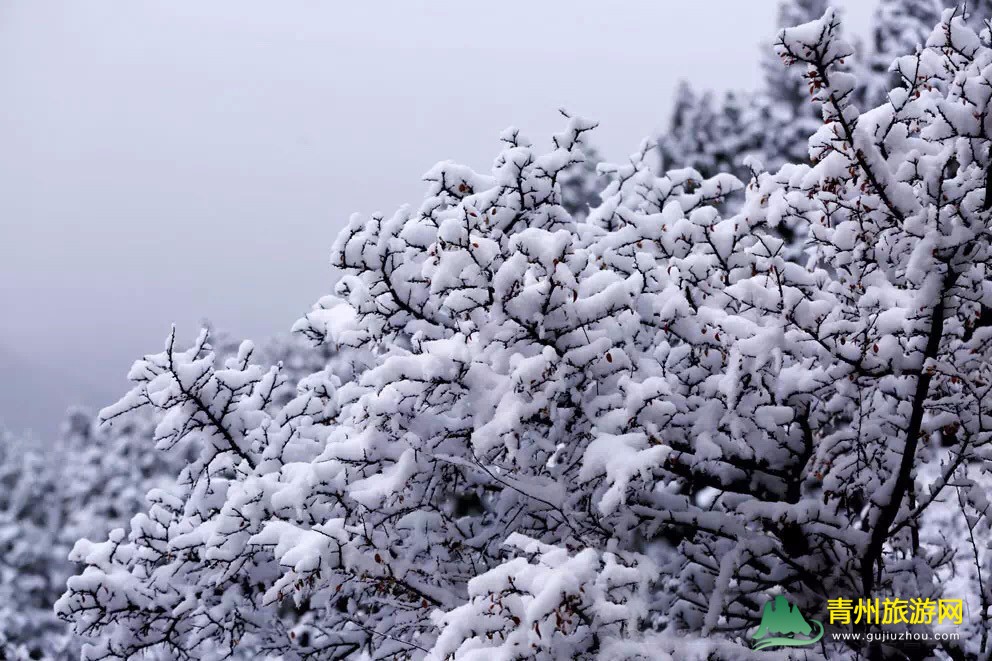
[659,0,827,180]
[756,0,829,169]
[657,83,760,186]
[3,325,356,659]
[657,82,720,177]
[559,145,608,222]
[66,408,191,541]
[57,304,373,658]
[861,0,944,109]
[58,113,742,659]
[0,406,192,660]
[740,7,992,656]
[0,428,78,659]
[58,6,992,660]
[657,0,830,257]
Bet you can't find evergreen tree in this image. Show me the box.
[862,0,943,108]
[657,82,719,176]
[559,145,607,222]
[757,0,828,169]
[658,84,760,186]
[659,0,827,182]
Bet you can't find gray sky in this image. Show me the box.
[0,1,872,436]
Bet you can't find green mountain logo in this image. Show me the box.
[750,595,824,651]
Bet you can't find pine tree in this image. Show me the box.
[559,145,607,221]
[656,0,829,263]
[757,0,829,169]
[862,0,943,108]
[657,82,718,176]
[658,84,761,186]
[659,0,828,182]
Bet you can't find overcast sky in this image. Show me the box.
[0,1,873,436]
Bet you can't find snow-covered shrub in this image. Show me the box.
[0,407,191,660]
[0,429,78,659]
[58,7,992,659]
[58,113,745,659]
[427,534,656,661]
[559,144,608,222]
[0,329,320,659]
